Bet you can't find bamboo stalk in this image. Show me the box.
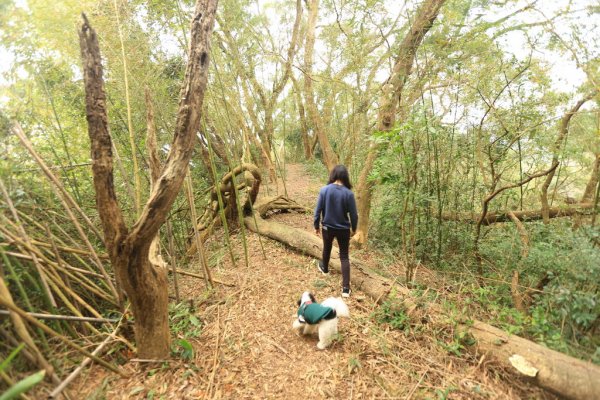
[209,61,259,264]
[46,265,114,305]
[185,172,213,288]
[29,241,110,260]
[40,75,84,206]
[12,162,92,173]
[2,249,114,304]
[36,264,104,336]
[0,248,34,311]
[48,310,127,399]
[0,276,56,377]
[45,223,86,325]
[12,123,119,302]
[112,0,141,215]
[17,211,113,285]
[169,268,234,287]
[0,224,114,303]
[3,251,105,278]
[6,262,52,351]
[0,298,125,376]
[42,266,104,322]
[0,179,57,307]
[203,119,237,268]
[18,210,106,276]
[12,123,103,241]
[0,310,118,323]
[166,220,180,302]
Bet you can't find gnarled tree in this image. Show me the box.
[540,93,595,223]
[352,0,447,246]
[78,0,218,358]
[303,0,339,171]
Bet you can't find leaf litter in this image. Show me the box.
[70,164,556,399]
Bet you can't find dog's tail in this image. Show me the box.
[321,297,350,318]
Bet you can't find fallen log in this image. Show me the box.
[244,215,393,299]
[441,203,596,225]
[244,214,600,400]
[466,321,600,400]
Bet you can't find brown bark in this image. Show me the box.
[510,271,526,313]
[474,164,557,275]
[508,211,528,313]
[78,0,218,358]
[145,89,167,272]
[508,211,529,259]
[303,0,338,171]
[291,75,312,160]
[186,164,262,255]
[441,203,596,225]
[541,94,595,223]
[244,215,392,298]
[252,196,311,218]
[246,215,600,400]
[218,0,302,182]
[466,321,600,400]
[582,153,600,203]
[353,0,447,246]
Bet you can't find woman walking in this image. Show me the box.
[314,165,358,297]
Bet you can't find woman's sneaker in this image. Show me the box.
[317,260,329,275]
[342,287,351,298]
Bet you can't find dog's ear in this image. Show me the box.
[309,293,316,303]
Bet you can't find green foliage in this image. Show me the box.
[0,370,45,400]
[169,302,202,339]
[432,386,457,400]
[1,0,598,383]
[439,328,477,357]
[169,302,201,361]
[176,339,194,361]
[374,294,410,332]
[0,345,45,400]
[347,356,362,373]
[467,221,600,361]
[0,344,25,373]
[302,158,329,182]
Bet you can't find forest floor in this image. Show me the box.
[71,164,556,399]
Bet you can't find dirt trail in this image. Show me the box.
[73,164,552,399]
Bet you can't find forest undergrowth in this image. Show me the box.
[367,154,600,367]
[66,163,558,399]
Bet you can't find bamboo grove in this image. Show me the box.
[0,0,599,398]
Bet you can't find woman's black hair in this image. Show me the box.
[328,164,353,190]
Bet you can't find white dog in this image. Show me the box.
[292,291,350,350]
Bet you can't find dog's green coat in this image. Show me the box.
[297,302,335,324]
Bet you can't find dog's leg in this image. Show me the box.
[292,319,305,335]
[316,320,337,350]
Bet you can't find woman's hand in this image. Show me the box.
[315,228,320,236]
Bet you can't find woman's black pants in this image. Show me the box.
[321,227,351,288]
